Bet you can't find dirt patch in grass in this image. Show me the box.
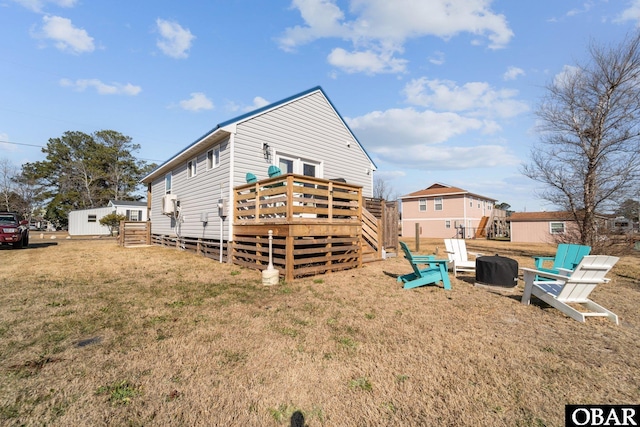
[0,236,639,426]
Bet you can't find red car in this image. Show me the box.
[0,212,29,249]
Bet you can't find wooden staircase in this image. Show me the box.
[361,207,382,262]
[475,216,489,238]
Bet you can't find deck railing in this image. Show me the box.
[233,174,362,224]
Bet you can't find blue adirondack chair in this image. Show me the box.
[533,243,591,280]
[397,242,451,290]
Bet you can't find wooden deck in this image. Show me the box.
[233,174,369,282]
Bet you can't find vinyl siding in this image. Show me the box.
[510,220,580,243]
[150,138,231,239]
[68,207,114,235]
[148,90,374,241]
[232,91,373,194]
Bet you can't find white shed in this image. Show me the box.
[68,200,147,236]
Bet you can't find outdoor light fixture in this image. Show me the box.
[263,143,271,161]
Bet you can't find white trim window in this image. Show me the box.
[207,147,220,170]
[550,222,565,234]
[126,210,142,221]
[187,158,197,178]
[165,173,172,195]
[419,199,427,212]
[276,154,321,177]
[434,197,443,211]
[445,220,451,229]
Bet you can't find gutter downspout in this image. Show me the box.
[463,195,467,239]
[227,131,236,245]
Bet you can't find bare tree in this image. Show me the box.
[373,176,398,201]
[0,158,18,211]
[522,31,640,247]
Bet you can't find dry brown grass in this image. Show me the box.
[0,234,639,426]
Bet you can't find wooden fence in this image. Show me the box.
[151,234,228,261]
[118,221,150,247]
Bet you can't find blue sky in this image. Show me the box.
[1,0,640,211]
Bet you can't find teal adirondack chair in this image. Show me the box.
[268,165,282,178]
[397,242,451,290]
[245,172,257,184]
[533,243,591,280]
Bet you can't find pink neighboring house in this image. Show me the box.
[509,211,580,243]
[400,183,497,239]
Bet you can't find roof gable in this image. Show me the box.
[401,183,496,201]
[108,200,147,208]
[141,86,375,183]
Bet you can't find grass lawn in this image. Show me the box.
[0,235,639,426]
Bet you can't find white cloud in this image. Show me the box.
[243,96,270,112]
[0,133,16,153]
[346,76,527,171]
[328,47,407,74]
[11,0,77,13]
[428,51,445,66]
[553,65,580,88]
[179,92,213,111]
[156,19,195,59]
[35,15,94,54]
[374,170,406,180]
[347,108,487,148]
[503,66,524,81]
[615,0,640,24]
[373,143,518,170]
[402,77,529,118]
[278,0,348,52]
[225,96,271,113]
[60,78,142,95]
[279,0,513,74]
[566,1,594,17]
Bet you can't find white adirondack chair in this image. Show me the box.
[521,255,619,324]
[444,239,482,276]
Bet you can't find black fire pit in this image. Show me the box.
[475,255,518,288]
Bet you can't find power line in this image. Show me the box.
[0,139,44,148]
[0,140,164,163]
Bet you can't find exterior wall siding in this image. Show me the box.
[68,207,114,235]
[232,91,373,196]
[510,220,580,243]
[150,138,231,239]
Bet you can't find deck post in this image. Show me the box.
[285,234,294,282]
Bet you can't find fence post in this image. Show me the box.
[415,223,420,252]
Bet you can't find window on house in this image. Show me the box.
[470,198,473,207]
[165,173,172,195]
[207,147,220,169]
[88,214,97,223]
[187,158,197,178]
[276,155,321,177]
[419,199,426,212]
[434,197,443,211]
[478,200,481,208]
[279,158,294,174]
[550,222,565,234]
[126,210,142,221]
[445,220,451,229]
